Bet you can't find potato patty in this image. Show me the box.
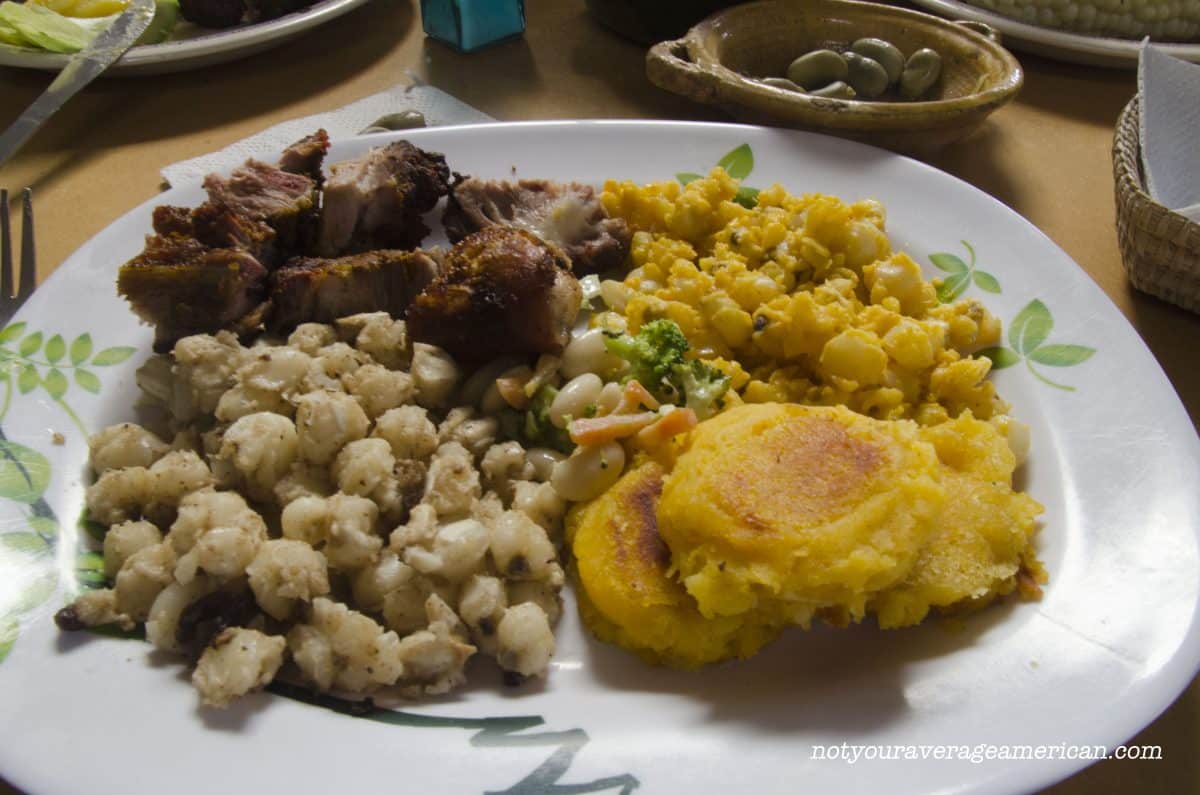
[870,413,1045,627]
[657,403,946,625]
[567,460,782,669]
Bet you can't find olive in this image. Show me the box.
[843,52,889,99]
[786,49,848,90]
[372,110,428,130]
[850,38,904,85]
[809,81,856,100]
[900,48,943,100]
[759,76,805,92]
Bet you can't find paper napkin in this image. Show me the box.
[1138,42,1200,222]
[161,79,494,187]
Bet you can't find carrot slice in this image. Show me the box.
[635,408,698,447]
[615,380,661,414]
[569,411,659,446]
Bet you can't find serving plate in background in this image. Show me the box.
[0,122,1197,795]
[910,0,1200,68]
[0,0,371,76]
[645,0,1023,156]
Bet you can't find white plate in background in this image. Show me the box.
[0,0,371,75]
[911,0,1200,68]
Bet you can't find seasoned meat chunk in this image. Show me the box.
[277,128,330,184]
[443,178,632,275]
[152,205,196,237]
[407,227,582,361]
[266,250,439,333]
[317,141,452,255]
[203,159,319,260]
[189,202,278,263]
[117,235,269,352]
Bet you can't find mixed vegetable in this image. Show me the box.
[0,0,321,53]
[0,0,178,52]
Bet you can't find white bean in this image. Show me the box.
[481,365,533,415]
[599,280,633,313]
[459,357,522,409]
[594,382,622,417]
[548,373,604,428]
[526,448,566,482]
[550,441,625,502]
[561,328,625,380]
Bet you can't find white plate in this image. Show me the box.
[0,121,1197,795]
[910,0,1200,68]
[0,0,371,76]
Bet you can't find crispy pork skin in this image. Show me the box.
[442,178,631,274]
[277,129,330,184]
[152,206,196,237]
[407,227,582,361]
[317,141,452,256]
[266,250,439,333]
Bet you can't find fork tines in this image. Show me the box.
[0,187,34,319]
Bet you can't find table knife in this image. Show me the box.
[0,0,156,170]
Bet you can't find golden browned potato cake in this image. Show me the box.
[870,414,1045,627]
[567,460,783,669]
[657,403,946,626]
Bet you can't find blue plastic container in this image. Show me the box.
[421,0,526,52]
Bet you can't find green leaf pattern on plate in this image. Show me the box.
[926,245,1095,390]
[932,241,1002,303]
[270,681,641,795]
[678,144,761,209]
[979,298,1096,390]
[0,322,133,667]
[0,325,134,438]
[0,617,16,664]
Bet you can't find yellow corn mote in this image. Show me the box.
[599,169,1007,426]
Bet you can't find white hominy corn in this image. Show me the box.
[66,313,566,708]
[192,628,286,708]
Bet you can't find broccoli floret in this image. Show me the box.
[604,319,731,416]
[673,359,731,420]
[520,383,574,454]
[603,319,690,398]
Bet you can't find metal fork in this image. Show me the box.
[0,187,36,326]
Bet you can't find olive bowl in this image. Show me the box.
[645,0,1023,156]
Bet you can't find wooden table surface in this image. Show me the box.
[0,1,1196,792]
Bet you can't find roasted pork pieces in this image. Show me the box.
[117,235,269,351]
[118,134,455,350]
[118,135,631,358]
[267,250,439,333]
[443,178,631,275]
[408,228,582,362]
[317,140,452,256]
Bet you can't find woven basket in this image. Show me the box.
[1113,96,1200,313]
